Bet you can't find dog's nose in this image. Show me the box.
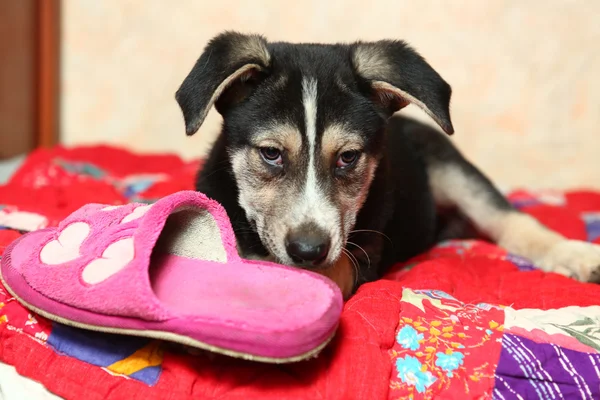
[285,225,331,266]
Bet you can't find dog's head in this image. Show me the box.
[176,31,453,269]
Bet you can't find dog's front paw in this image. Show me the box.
[536,240,600,282]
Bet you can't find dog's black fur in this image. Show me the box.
[176,32,600,297]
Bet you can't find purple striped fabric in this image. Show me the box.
[494,333,600,399]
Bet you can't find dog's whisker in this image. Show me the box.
[342,248,360,287]
[349,229,393,245]
[346,241,371,270]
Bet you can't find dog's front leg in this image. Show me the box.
[427,150,600,282]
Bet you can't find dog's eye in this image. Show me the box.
[336,150,360,169]
[259,147,283,165]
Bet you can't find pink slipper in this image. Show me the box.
[0,191,343,363]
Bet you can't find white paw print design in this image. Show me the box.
[39,204,151,284]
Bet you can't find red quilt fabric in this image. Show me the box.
[1,145,600,400]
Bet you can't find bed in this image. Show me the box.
[1,145,600,399]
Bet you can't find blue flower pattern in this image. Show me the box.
[392,290,506,395]
[396,325,424,351]
[435,351,465,377]
[395,356,437,393]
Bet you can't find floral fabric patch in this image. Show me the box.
[389,289,505,399]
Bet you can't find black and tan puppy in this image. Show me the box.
[175,31,600,298]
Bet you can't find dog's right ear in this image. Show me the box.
[175,31,271,136]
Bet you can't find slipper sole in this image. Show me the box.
[0,272,337,364]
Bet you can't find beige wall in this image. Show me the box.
[61,1,600,189]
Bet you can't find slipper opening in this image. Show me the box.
[152,206,227,263]
[148,205,245,316]
[145,203,337,338]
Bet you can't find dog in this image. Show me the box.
[175,31,600,299]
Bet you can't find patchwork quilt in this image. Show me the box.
[1,145,600,399]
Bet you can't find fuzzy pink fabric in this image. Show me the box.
[1,190,343,359]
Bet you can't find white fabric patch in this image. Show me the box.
[0,209,48,231]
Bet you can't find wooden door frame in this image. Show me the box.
[0,0,60,159]
[36,0,61,148]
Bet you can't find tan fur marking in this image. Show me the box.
[352,46,452,134]
[496,214,600,280]
[321,124,364,156]
[321,124,378,238]
[339,158,378,234]
[252,124,302,155]
[352,45,392,80]
[196,63,264,130]
[493,213,564,263]
[318,252,355,300]
[230,146,292,263]
[232,35,271,66]
[429,164,564,262]
[371,81,450,134]
[231,148,279,202]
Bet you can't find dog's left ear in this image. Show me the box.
[175,31,271,136]
[351,40,454,135]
